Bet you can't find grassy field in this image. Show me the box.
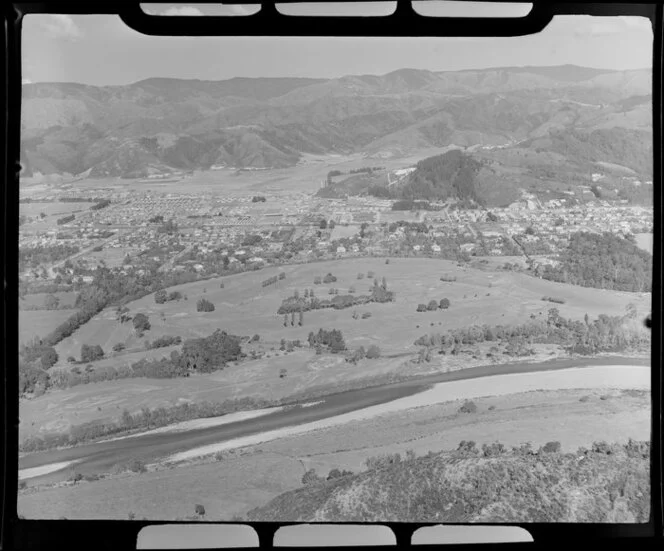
[19,310,78,346]
[18,256,649,439]
[17,387,650,520]
[20,291,78,310]
[51,257,651,363]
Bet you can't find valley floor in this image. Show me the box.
[18,385,650,521]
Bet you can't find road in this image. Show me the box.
[19,355,648,486]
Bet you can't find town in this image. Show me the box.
[19,183,653,288]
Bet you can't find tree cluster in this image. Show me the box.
[307,328,346,354]
[146,335,182,349]
[196,298,215,312]
[541,232,652,292]
[90,199,112,210]
[262,275,279,288]
[81,344,104,363]
[154,289,183,304]
[56,214,75,225]
[417,298,450,312]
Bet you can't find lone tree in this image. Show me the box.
[40,347,59,369]
[427,300,439,311]
[290,311,296,326]
[298,310,304,326]
[154,289,167,304]
[196,298,215,312]
[81,344,104,363]
[366,345,381,359]
[283,314,288,327]
[439,298,451,309]
[302,469,322,485]
[133,313,151,332]
[416,304,428,312]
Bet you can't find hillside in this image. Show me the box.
[247,440,650,522]
[20,65,652,179]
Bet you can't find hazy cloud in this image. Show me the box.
[37,14,83,40]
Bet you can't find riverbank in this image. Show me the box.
[18,381,651,520]
[163,364,650,463]
[19,352,649,457]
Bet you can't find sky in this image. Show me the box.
[20,3,653,85]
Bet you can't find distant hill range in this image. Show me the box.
[21,65,652,183]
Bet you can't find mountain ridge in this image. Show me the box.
[20,65,652,180]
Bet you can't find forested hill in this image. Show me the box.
[399,150,484,204]
[247,440,650,522]
[542,232,652,292]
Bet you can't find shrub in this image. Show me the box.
[195,504,206,517]
[367,271,375,278]
[579,395,591,402]
[147,335,182,349]
[592,441,622,455]
[302,469,323,485]
[40,348,58,369]
[154,290,167,304]
[488,405,496,411]
[427,300,439,311]
[323,273,337,284]
[512,442,534,456]
[81,344,104,363]
[168,291,182,301]
[624,438,650,459]
[600,394,611,401]
[541,441,562,454]
[279,368,288,379]
[542,296,566,304]
[314,276,322,285]
[458,400,477,414]
[18,480,27,490]
[67,356,76,363]
[357,273,364,280]
[439,298,451,309]
[251,334,260,342]
[416,304,427,312]
[112,343,126,352]
[362,312,372,319]
[385,259,390,264]
[366,345,381,359]
[457,440,478,454]
[196,298,215,312]
[364,453,401,471]
[133,313,151,332]
[127,459,147,473]
[482,442,506,457]
[67,471,84,484]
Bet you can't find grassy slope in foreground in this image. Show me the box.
[247,442,650,523]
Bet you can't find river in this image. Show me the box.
[19,355,649,485]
